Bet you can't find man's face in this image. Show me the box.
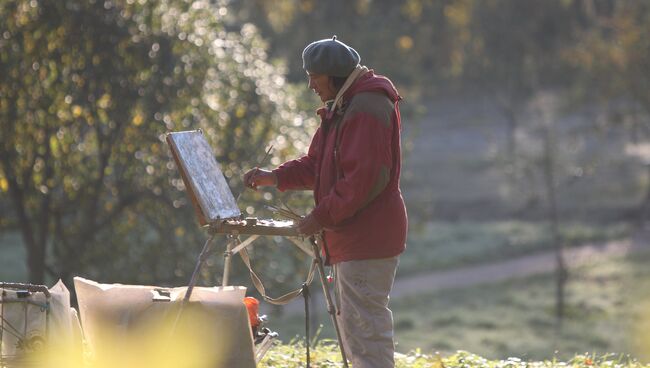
[307,72,337,102]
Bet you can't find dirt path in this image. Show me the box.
[275,228,650,315]
[391,227,650,298]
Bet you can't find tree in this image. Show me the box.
[230,0,453,100]
[528,92,568,329]
[0,0,315,286]
[567,0,650,223]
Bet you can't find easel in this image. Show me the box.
[166,131,349,367]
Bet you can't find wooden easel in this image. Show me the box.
[166,130,349,367]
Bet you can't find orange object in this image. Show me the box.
[244,297,260,329]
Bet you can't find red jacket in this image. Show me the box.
[274,71,407,264]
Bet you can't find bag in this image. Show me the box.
[73,277,256,368]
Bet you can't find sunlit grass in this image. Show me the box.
[632,298,650,363]
[272,251,650,361]
[11,339,650,368]
[259,344,650,367]
[400,220,631,276]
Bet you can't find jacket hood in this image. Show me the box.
[316,70,401,120]
[344,70,401,103]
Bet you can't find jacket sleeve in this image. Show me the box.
[311,112,393,227]
[272,128,322,191]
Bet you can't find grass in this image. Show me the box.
[0,221,631,282]
[261,343,650,367]
[401,98,648,223]
[0,230,28,282]
[399,220,631,276]
[269,250,650,362]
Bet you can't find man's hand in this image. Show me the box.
[297,213,323,236]
[243,168,277,189]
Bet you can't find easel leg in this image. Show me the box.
[172,234,216,335]
[222,234,237,287]
[310,237,349,368]
[184,234,216,302]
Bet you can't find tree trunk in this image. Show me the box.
[505,107,518,162]
[5,173,46,284]
[640,164,650,224]
[541,126,568,330]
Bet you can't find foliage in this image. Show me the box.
[565,0,650,219]
[0,0,316,285]
[230,0,452,100]
[233,1,587,98]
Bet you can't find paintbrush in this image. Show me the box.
[235,144,274,203]
[265,204,303,221]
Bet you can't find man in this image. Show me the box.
[244,36,407,368]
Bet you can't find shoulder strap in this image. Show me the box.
[238,246,317,305]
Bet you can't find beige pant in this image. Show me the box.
[334,256,399,368]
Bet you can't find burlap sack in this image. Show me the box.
[73,277,255,368]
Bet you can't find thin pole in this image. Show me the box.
[222,234,237,287]
[171,234,216,336]
[184,234,216,302]
[310,236,349,368]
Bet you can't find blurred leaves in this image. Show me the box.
[0,0,316,286]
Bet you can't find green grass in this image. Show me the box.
[269,250,650,362]
[399,220,631,276]
[0,230,28,282]
[0,221,629,282]
[261,343,650,367]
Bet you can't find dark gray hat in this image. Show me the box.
[302,36,360,77]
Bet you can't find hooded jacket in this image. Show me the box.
[273,71,407,264]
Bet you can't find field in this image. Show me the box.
[261,346,650,368]
[270,250,650,362]
[400,220,630,276]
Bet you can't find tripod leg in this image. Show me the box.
[222,234,237,287]
[310,238,349,368]
[185,234,216,302]
[171,234,216,335]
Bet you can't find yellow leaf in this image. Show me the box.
[0,177,8,192]
[175,227,185,237]
[98,94,111,109]
[133,113,144,126]
[235,105,246,118]
[397,35,414,51]
[72,105,82,117]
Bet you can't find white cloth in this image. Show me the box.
[334,256,399,368]
[73,277,255,368]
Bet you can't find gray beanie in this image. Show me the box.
[302,35,360,77]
